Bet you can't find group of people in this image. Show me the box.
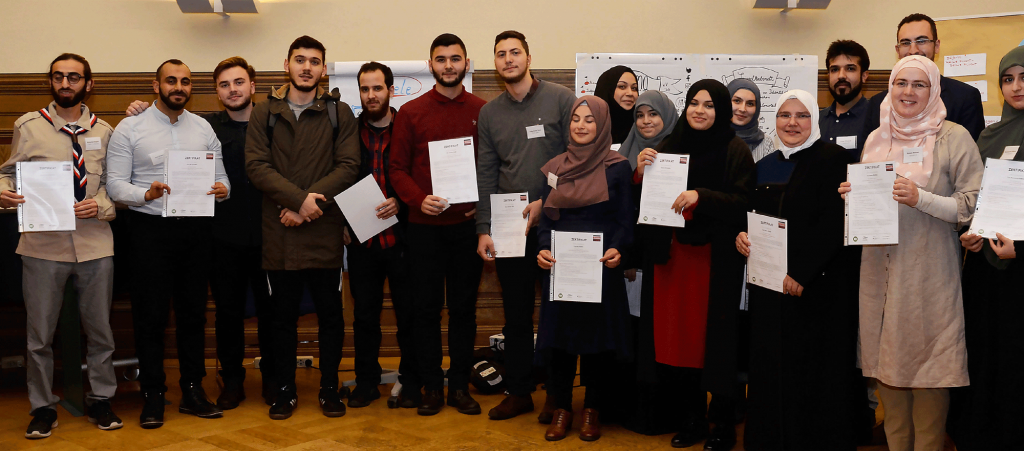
[1,10,1022,451]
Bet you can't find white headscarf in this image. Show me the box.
[771,89,820,159]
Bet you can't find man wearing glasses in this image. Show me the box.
[864,13,984,141]
[0,54,121,438]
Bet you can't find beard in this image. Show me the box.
[223,92,252,112]
[289,71,318,93]
[829,79,863,105]
[361,97,391,122]
[50,85,87,109]
[159,87,191,111]
[432,66,467,88]
[499,66,529,85]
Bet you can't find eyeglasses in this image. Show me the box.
[892,80,931,91]
[776,113,813,121]
[51,72,83,84]
[898,38,936,49]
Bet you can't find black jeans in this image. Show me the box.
[209,239,272,383]
[406,221,483,391]
[266,268,343,391]
[547,349,614,411]
[346,243,415,389]
[127,211,211,393]
[494,230,540,396]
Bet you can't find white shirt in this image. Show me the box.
[106,102,230,216]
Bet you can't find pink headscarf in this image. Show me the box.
[861,55,947,187]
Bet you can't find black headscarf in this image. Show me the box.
[659,79,736,193]
[594,65,638,144]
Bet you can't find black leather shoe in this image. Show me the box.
[140,391,165,429]
[318,387,347,418]
[447,389,481,415]
[417,389,444,416]
[269,387,297,420]
[347,386,381,408]
[179,383,223,418]
[395,387,421,409]
[671,420,709,448]
[703,423,737,450]
[217,372,246,410]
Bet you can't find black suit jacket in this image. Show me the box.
[864,75,985,142]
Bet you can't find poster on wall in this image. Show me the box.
[328,60,474,117]
[576,53,818,138]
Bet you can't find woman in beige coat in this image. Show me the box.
[838,55,983,451]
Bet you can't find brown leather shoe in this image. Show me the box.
[544,409,573,441]
[488,394,535,420]
[537,392,557,424]
[579,408,601,441]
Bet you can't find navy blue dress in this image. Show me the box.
[536,160,635,360]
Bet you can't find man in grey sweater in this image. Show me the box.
[475,30,576,421]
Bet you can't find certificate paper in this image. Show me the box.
[16,161,76,232]
[969,158,1024,240]
[746,212,787,293]
[549,231,603,303]
[163,150,216,217]
[428,136,479,204]
[845,161,898,245]
[489,193,529,258]
[638,153,689,227]
[334,175,399,243]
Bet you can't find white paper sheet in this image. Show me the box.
[943,53,987,77]
[163,150,216,217]
[845,161,899,245]
[638,153,689,228]
[489,192,529,258]
[965,80,988,102]
[968,158,1024,240]
[428,136,478,205]
[550,231,604,303]
[746,212,787,294]
[334,175,399,243]
[16,161,76,232]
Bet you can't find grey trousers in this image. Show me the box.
[23,255,117,412]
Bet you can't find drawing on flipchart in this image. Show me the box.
[577,70,693,96]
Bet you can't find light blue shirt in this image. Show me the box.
[106,102,230,216]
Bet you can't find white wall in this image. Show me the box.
[1,0,1020,74]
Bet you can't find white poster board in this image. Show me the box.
[328,60,474,117]
[575,53,818,138]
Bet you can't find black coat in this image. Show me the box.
[743,141,861,451]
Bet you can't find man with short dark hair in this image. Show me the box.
[344,61,416,409]
[864,13,984,140]
[475,30,575,421]
[245,35,360,420]
[106,59,231,429]
[820,39,872,160]
[389,33,487,416]
[0,53,121,439]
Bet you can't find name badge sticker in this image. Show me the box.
[150,152,166,166]
[836,135,857,150]
[903,147,924,163]
[610,144,622,152]
[84,137,102,151]
[1000,146,1020,160]
[526,124,545,139]
[547,172,558,189]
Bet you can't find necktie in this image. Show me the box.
[63,125,87,202]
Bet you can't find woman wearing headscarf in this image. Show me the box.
[948,46,1024,451]
[839,55,983,451]
[534,95,633,442]
[633,79,755,450]
[594,65,639,144]
[736,90,861,451]
[619,90,679,169]
[728,79,774,162]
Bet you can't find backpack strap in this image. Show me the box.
[266,109,278,144]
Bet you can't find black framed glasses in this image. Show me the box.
[51,72,83,84]
[776,113,813,121]
[898,38,936,49]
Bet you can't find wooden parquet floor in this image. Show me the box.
[0,358,951,450]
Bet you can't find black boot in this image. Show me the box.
[217,371,246,410]
[671,419,709,448]
[703,423,737,450]
[179,382,223,418]
[140,391,165,429]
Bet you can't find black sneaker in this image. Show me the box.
[319,387,347,418]
[347,386,381,408]
[87,401,123,430]
[25,408,57,439]
[269,387,297,420]
[140,391,165,429]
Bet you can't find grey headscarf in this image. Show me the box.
[618,90,679,169]
[727,79,765,149]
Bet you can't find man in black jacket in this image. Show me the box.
[864,13,985,141]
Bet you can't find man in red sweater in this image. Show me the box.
[388,33,487,416]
